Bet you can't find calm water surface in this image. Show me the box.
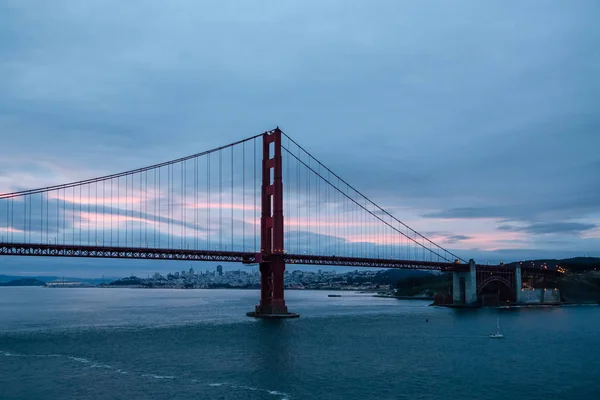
[1,287,599,399]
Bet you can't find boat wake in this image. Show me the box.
[205,382,290,400]
[1,350,291,399]
[1,351,115,370]
[142,374,175,379]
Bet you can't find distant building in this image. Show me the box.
[217,265,223,276]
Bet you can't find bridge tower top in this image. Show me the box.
[260,127,284,258]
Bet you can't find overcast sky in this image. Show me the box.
[1,1,599,277]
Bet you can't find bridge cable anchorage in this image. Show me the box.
[280,131,466,264]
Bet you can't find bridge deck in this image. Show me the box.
[0,242,456,270]
[0,242,556,276]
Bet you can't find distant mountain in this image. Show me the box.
[0,275,57,283]
[0,275,119,284]
[0,278,46,287]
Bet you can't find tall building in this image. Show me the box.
[216,265,223,276]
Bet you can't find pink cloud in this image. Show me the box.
[186,201,257,211]
[74,211,213,242]
[0,227,23,234]
[77,211,157,227]
[453,232,526,251]
[581,228,600,239]
[284,216,378,228]
[49,191,147,206]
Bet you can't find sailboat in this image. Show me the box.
[489,317,504,339]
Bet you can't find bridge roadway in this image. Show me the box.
[0,242,556,276]
[0,242,453,270]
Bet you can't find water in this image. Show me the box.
[1,287,599,399]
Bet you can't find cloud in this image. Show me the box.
[422,231,472,243]
[498,222,597,235]
[446,235,472,242]
[423,207,520,220]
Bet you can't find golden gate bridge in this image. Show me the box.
[0,128,556,317]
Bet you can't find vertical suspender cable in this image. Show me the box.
[194,157,198,250]
[71,186,74,244]
[308,157,311,253]
[79,185,82,245]
[253,138,257,252]
[95,181,98,245]
[243,141,245,250]
[207,154,211,250]
[125,175,128,246]
[182,161,185,248]
[219,150,222,250]
[157,171,160,248]
[39,192,42,244]
[103,179,105,246]
[110,178,113,246]
[143,172,146,247]
[231,146,233,251]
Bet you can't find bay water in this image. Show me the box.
[1,287,598,399]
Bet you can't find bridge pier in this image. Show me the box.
[452,259,478,305]
[515,264,522,303]
[247,256,297,318]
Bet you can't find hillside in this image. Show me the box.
[0,274,119,284]
[0,278,46,287]
[555,271,600,304]
[506,257,600,272]
[393,273,452,297]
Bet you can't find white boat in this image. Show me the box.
[489,317,504,338]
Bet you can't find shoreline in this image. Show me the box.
[435,302,600,309]
[373,294,433,300]
[42,285,385,292]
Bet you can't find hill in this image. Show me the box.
[506,257,600,272]
[0,278,46,287]
[108,276,145,286]
[0,274,118,284]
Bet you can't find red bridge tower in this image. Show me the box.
[247,128,299,318]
